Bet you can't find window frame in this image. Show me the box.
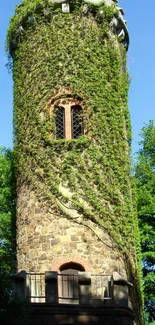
[49,97,84,140]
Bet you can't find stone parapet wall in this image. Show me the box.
[16,184,127,278]
[30,304,135,325]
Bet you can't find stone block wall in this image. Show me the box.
[16,184,127,278]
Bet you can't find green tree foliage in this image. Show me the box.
[0,147,16,322]
[135,121,155,323]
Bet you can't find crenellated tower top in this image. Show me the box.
[7,0,129,56]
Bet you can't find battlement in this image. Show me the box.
[7,0,129,56]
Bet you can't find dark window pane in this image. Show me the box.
[55,106,65,139]
[71,105,83,139]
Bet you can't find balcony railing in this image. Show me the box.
[25,273,112,304]
[26,273,45,303]
[12,271,132,308]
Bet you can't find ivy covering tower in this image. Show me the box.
[7,1,143,325]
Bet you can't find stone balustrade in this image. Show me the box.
[12,271,132,308]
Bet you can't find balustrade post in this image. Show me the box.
[111,272,133,307]
[79,272,91,305]
[45,271,58,304]
[12,271,26,299]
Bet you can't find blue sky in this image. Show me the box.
[0,0,154,154]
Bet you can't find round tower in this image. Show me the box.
[7,0,142,324]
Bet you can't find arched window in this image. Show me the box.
[58,262,85,304]
[71,105,83,139]
[55,106,65,139]
[52,99,84,140]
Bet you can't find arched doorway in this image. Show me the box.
[58,262,85,304]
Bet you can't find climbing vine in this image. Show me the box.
[7,0,143,321]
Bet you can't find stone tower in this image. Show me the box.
[8,0,143,324]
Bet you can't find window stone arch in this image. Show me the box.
[45,91,84,140]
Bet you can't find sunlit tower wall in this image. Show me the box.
[7,0,142,324]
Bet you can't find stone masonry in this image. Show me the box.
[16,184,127,277]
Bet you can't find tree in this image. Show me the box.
[135,121,155,323]
[0,147,16,321]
